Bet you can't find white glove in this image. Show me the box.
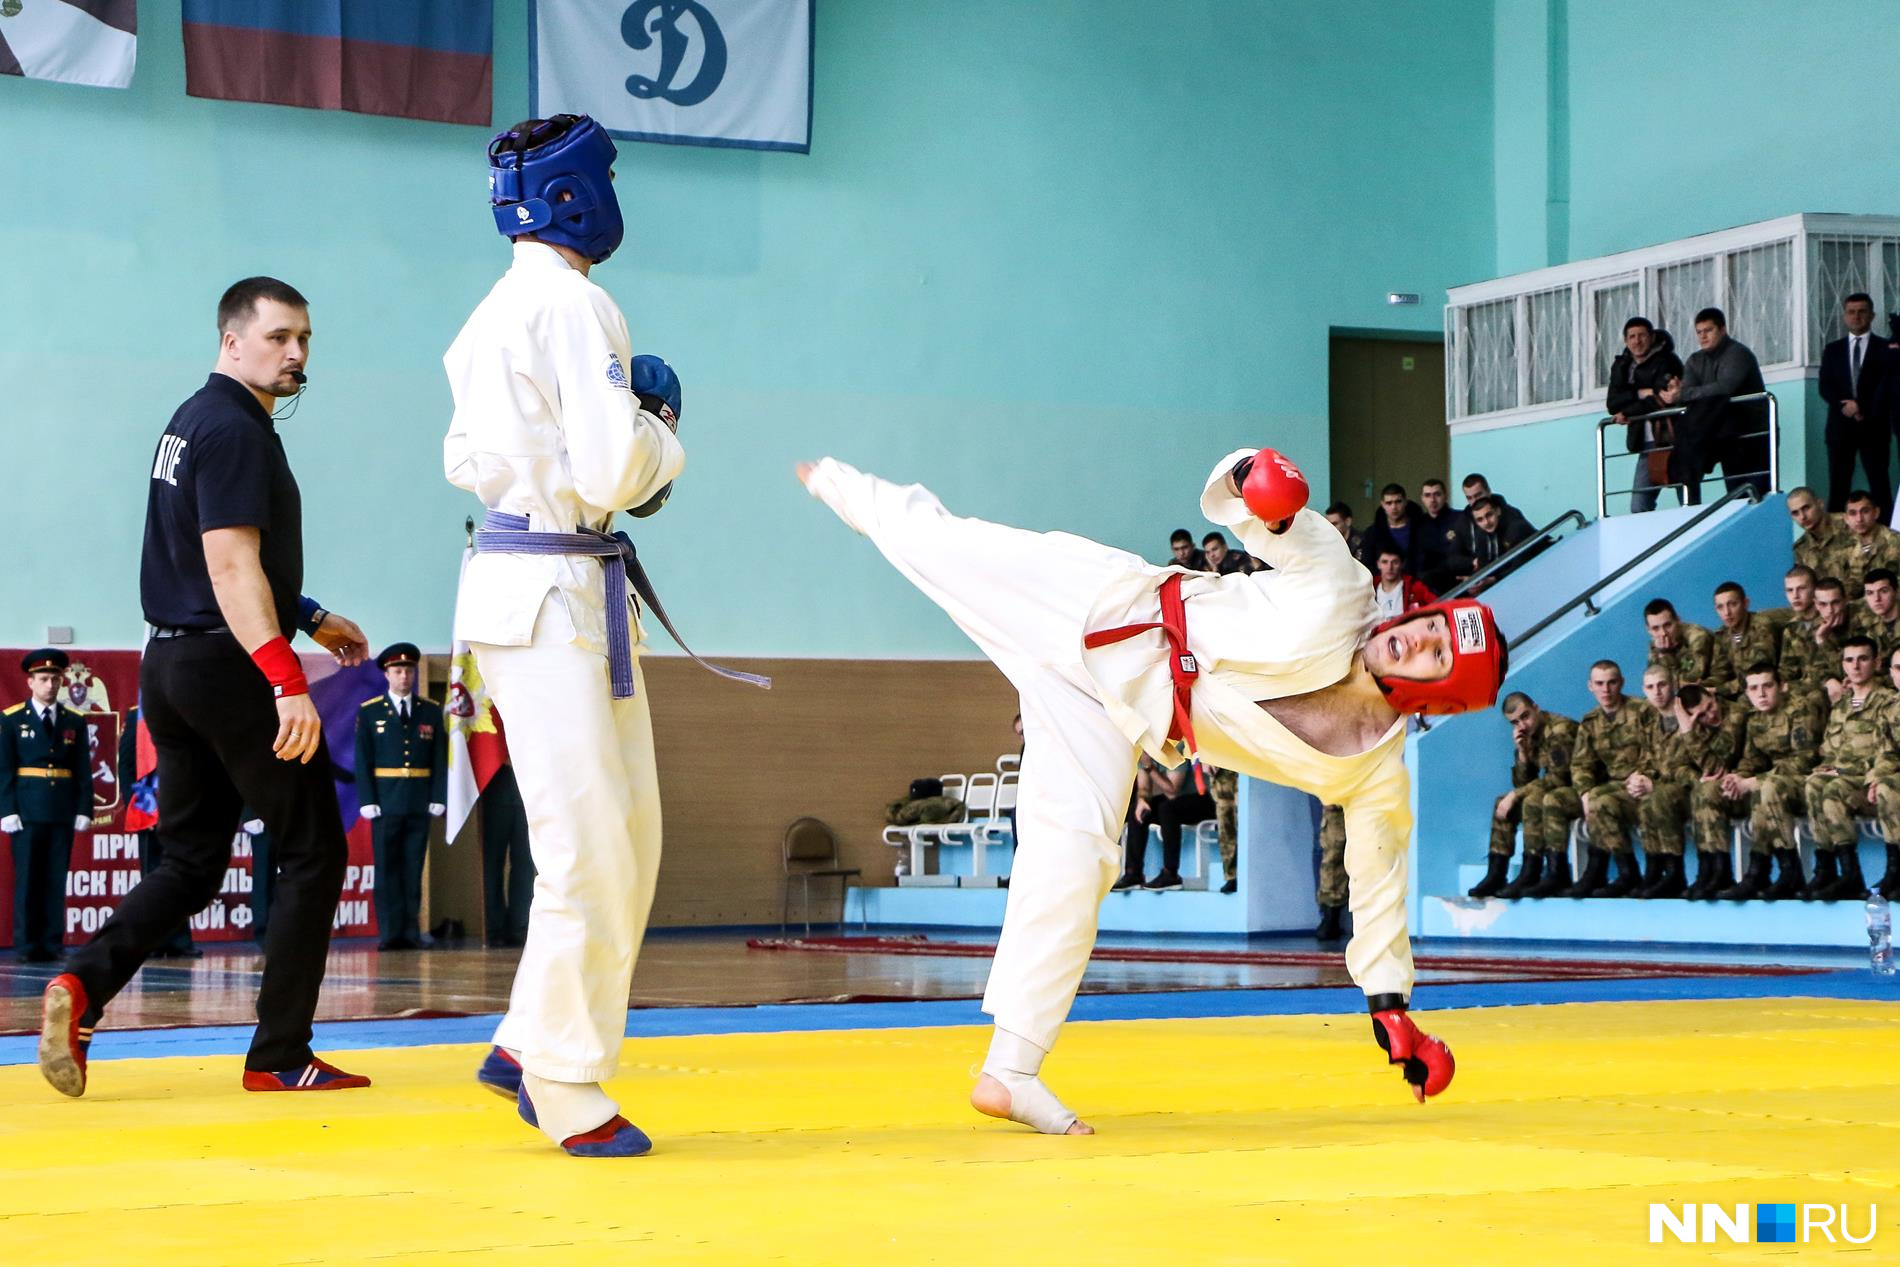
[360,805,382,820]
[243,819,266,835]
[74,815,92,832]
[428,802,445,817]
[1,815,22,834]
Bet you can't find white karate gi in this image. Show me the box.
[443,243,685,1087]
[806,451,1414,1053]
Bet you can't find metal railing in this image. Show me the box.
[1438,509,1588,602]
[1594,389,1779,518]
[1513,484,1764,647]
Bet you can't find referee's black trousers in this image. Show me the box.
[67,634,347,1070]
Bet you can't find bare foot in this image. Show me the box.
[970,1073,1093,1135]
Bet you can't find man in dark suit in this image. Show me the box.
[353,643,447,950]
[0,650,94,962]
[1819,292,1891,515]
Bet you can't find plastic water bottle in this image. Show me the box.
[1867,894,1895,976]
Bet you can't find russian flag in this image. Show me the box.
[181,0,492,126]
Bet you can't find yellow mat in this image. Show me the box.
[3,998,1897,1265]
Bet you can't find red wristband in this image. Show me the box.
[250,636,309,699]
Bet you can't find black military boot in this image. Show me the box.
[1468,853,1512,899]
[1717,852,1771,901]
[1315,904,1346,941]
[1763,848,1806,901]
[1592,850,1643,898]
[1692,851,1733,901]
[1798,848,1839,901]
[1560,848,1607,897]
[1821,847,1871,901]
[1527,851,1572,897]
[1681,851,1716,900]
[1498,851,1545,899]
[1640,854,1686,899]
[1877,845,1900,900]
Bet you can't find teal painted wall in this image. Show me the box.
[0,0,1494,655]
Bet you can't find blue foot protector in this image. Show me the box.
[516,1082,653,1158]
[476,1045,523,1098]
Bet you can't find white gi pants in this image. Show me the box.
[473,596,660,1083]
[811,464,1142,1051]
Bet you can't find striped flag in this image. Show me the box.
[0,0,136,89]
[181,0,492,126]
[445,544,509,844]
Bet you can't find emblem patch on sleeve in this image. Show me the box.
[605,353,630,390]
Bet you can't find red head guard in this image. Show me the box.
[1370,599,1508,716]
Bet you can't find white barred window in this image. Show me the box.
[1725,241,1793,364]
[1462,299,1517,416]
[1591,281,1641,390]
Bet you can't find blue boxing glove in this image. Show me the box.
[628,354,680,518]
[630,354,681,430]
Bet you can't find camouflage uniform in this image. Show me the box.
[1803,686,1898,846]
[1208,765,1239,878]
[1647,622,1724,694]
[1793,519,1848,586]
[1779,619,1849,703]
[1639,703,1745,855]
[1852,606,1900,667]
[1834,526,1900,600]
[1489,712,1581,857]
[1572,696,1664,853]
[1694,692,1825,855]
[1713,614,1782,699]
[1317,804,1346,906]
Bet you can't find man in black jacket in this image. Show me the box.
[1818,292,1890,515]
[1357,483,1428,576]
[1463,495,1534,592]
[1606,318,1684,513]
[1659,307,1768,503]
[1416,478,1473,593]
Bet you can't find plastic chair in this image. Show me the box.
[781,817,863,935]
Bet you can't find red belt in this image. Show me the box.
[1083,572,1205,791]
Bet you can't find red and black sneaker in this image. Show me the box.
[241,1057,373,1092]
[38,973,93,1098]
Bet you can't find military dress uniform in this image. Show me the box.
[1648,622,1725,694]
[1801,684,1897,900]
[1567,695,1663,897]
[1636,702,1744,897]
[1,650,94,961]
[1479,710,1579,899]
[354,644,448,949]
[1702,692,1825,900]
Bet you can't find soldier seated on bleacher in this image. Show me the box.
[1854,568,1900,665]
[1765,564,1816,644]
[1836,491,1900,599]
[1705,662,1824,901]
[1645,597,1724,695]
[1567,660,1664,898]
[1631,683,1744,899]
[1781,576,1852,705]
[1473,691,1579,901]
[1711,581,1781,701]
[1800,635,1897,901]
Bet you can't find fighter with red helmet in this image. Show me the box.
[798,446,1505,1135]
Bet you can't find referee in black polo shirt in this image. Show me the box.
[39,277,376,1098]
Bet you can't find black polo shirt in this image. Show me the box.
[140,373,303,636]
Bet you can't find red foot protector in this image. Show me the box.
[1370,1008,1454,1102]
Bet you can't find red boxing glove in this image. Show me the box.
[250,636,309,699]
[1371,1008,1455,1102]
[1237,448,1310,524]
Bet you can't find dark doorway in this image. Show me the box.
[1328,333,1449,527]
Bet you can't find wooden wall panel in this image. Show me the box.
[641,657,1021,926]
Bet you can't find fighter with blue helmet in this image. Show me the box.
[443,114,684,1158]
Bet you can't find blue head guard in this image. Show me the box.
[488,114,625,264]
